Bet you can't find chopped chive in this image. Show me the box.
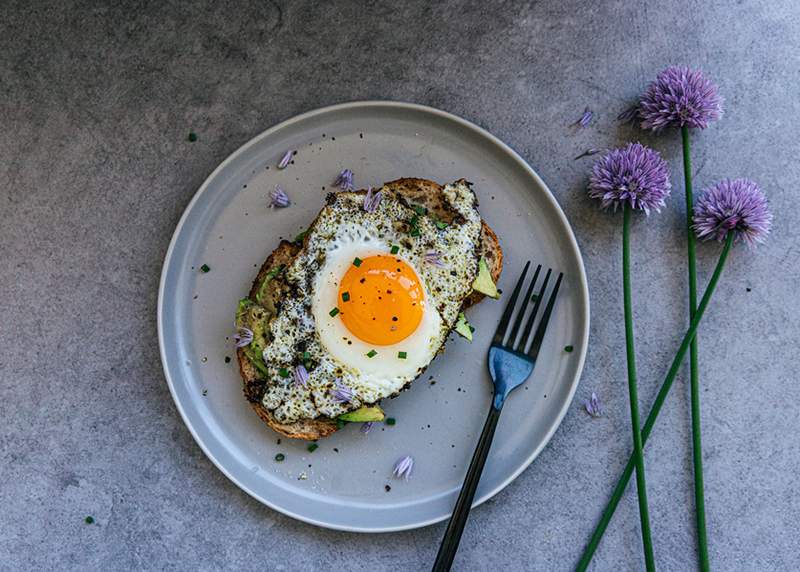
[200,264,210,273]
[390,245,400,254]
[410,227,420,237]
[329,307,340,317]
[353,257,363,267]
[409,214,419,226]
[187,132,197,142]
[397,351,407,359]
[414,205,427,215]
[531,294,539,302]
[336,418,346,429]
[307,443,319,453]
[386,417,396,426]
[435,220,449,230]
[469,325,475,333]
[275,453,285,462]
[303,351,311,361]
[278,367,290,378]
[366,349,377,358]
[294,230,308,244]
[84,516,94,524]
[341,291,350,302]
[565,345,574,353]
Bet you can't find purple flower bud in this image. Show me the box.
[277,150,293,169]
[363,186,383,213]
[393,455,414,480]
[269,185,290,208]
[360,422,374,434]
[424,250,445,267]
[333,169,354,192]
[233,327,254,348]
[693,178,772,246]
[293,364,309,387]
[639,66,723,131]
[330,379,354,404]
[588,143,671,214]
[583,392,603,417]
[573,107,593,128]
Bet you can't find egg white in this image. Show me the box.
[311,227,442,396]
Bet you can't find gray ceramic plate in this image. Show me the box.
[158,101,589,532]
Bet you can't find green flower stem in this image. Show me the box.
[576,232,734,572]
[623,204,656,571]
[683,125,710,571]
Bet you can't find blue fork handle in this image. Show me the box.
[432,403,503,572]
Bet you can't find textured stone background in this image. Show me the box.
[2,1,798,570]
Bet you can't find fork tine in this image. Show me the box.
[526,272,564,359]
[506,264,542,349]
[518,268,552,349]
[491,261,530,346]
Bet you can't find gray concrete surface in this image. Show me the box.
[2,1,799,570]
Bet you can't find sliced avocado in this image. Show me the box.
[472,257,499,299]
[255,264,285,305]
[338,405,385,423]
[235,298,271,376]
[455,312,473,342]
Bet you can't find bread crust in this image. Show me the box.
[236,178,502,439]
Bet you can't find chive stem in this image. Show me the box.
[623,204,656,571]
[683,125,710,572]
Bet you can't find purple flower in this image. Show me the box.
[293,364,309,387]
[333,169,354,191]
[393,455,414,480]
[363,186,383,213]
[330,379,354,404]
[639,66,723,131]
[574,148,601,160]
[360,422,374,434]
[693,179,772,246]
[277,150,293,169]
[583,392,603,417]
[233,327,254,348]
[269,185,290,208]
[573,107,593,128]
[424,250,445,267]
[588,143,671,214]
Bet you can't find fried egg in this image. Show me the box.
[260,181,482,423]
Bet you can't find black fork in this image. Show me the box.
[432,261,564,571]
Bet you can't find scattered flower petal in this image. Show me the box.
[588,142,671,214]
[234,327,254,348]
[393,455,414,480]
[573,107,593,128]
[360,422,374,434]
[330,379,354,404]
[617,105,640,124]
[363,186,383,213]
[278,150,293,169]
[693,178,772,246]
[333,169,354,191]
[269,185,290,208]
[583,392,603,417]
[574,148,601,160]
[293,364,309,387]
[424,250,445,267]
[639,66,723,131]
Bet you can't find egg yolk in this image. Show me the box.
[337,255,424,346]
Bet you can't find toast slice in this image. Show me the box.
[237,178,503,440]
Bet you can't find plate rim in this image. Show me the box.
[157,100,590,532]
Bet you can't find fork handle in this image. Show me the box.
[432,404,503,572]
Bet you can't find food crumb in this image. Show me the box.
[384,484,391,492]
[332,447,339,453]
[275,453,285,462]
[201,356,207,363]
[202,389,207,396]
[224,356,231,363]
[276,438,282,445]
[200,264,210,273]
[187,132,197,142]
[298,472,308,480]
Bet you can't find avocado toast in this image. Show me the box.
[236,178,503,440]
